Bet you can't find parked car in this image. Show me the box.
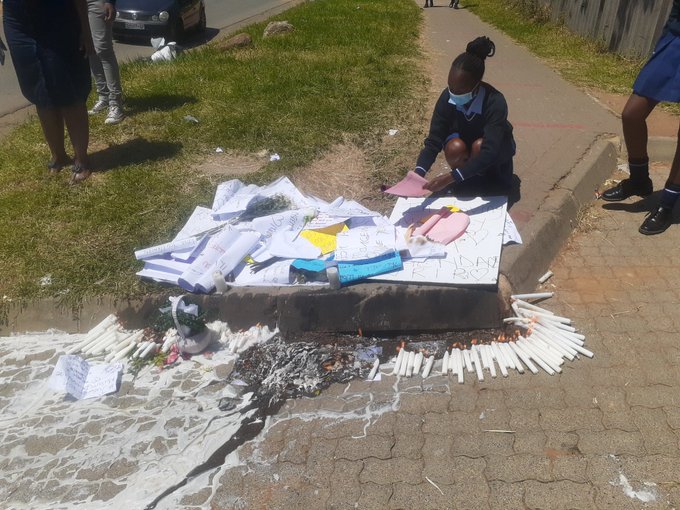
[113,0,206,42]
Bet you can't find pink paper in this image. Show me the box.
[411,208,469,245]
[413,208,450,237]
[384,171,430,197]
[426,212,470,244]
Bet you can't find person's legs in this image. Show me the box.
[61,102,92,182]
[444,137,469,169]
[602,94,656,201]
[36,107,69,170]
[87,0,111,114]
[639,121,680,235]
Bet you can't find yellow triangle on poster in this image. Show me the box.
[300,224,348,254]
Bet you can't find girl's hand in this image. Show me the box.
[423,173,454,192]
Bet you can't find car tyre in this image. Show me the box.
[198,5,206,32]
[167,17,184,42]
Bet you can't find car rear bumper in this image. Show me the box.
[112,16,170,38]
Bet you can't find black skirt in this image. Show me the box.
[3,0,91,108]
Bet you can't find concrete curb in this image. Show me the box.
[500,138,618,293]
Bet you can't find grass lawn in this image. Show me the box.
[0,0,424,304]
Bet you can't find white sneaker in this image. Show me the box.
[88,99,109,115]
[104,105,125,125]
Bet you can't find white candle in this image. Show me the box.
[441,350,450,376]
[104,332,140,362]
[470,347,484,382]
[528,310,572,324]
[422,355,435,378]
[513,298,555,315]
[85,329,118,355]
[413,352,424,376]
[491,343,509,377]
[548,332,594,358]
[391,348,406,375]
[511,292,554,300]
[537,270,553,284]
[80,325,118,354]
[485,345,497,378]
[532,330,576,360]
[508,341,537,374]
[517,337,560,374]
[455,350,464,384]
[132,341,148,358]
[526,336,565,366]
[112,342,138,362]
[399,350,409,377]
[500,342,520,372]
[479,345,490,370]
[368,358,380,380]
[140,342,158,359]
[535,322,585,345]
[68,315,118,353]
[406,351,416,377]
[449,349,458,375]
[463,349,473,373]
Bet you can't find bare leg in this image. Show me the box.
[61,103,90,168]
[444,137,469,169]
[36,107,69,165]
[470,138,483,159]
[667,122,680,185]
[622,93,658,162]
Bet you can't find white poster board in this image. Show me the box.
[371,196,507,285]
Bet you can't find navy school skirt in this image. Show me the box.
[3,0,91,108]
[633,31,680,103]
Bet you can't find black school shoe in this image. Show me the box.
[600,178,653,202]
[639,206,673,235]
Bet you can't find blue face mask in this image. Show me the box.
[448,84,478,106]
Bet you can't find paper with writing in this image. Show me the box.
[335,225,397,262]
[337,251,403,284]
[503,214,523,245]
[49,355,122,400]
[231,259,294,286]
[371,196,507,285]
[177,228,242,292]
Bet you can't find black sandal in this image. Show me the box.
[47,159,70,175]
[69,162,93,184]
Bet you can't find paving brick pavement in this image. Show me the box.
[1,163,680,510]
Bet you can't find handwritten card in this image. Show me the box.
[371,196,507,285]
[335,225,397,262]
[49,355,122,400]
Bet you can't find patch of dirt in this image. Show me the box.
[290,143,373,202]
[585,88,679,138]
[196,152,268,177]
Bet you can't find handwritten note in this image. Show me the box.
[335,226,397,262]
[371,196,507,285]
[337,251,403,284]
[49,355,122,400]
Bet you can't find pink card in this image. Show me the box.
[426,212,470,244]
[384,171,430,197]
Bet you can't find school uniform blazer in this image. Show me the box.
[415,83,515,183]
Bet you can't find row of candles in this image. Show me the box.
[369,292,591,382]
[67,314,177,362]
